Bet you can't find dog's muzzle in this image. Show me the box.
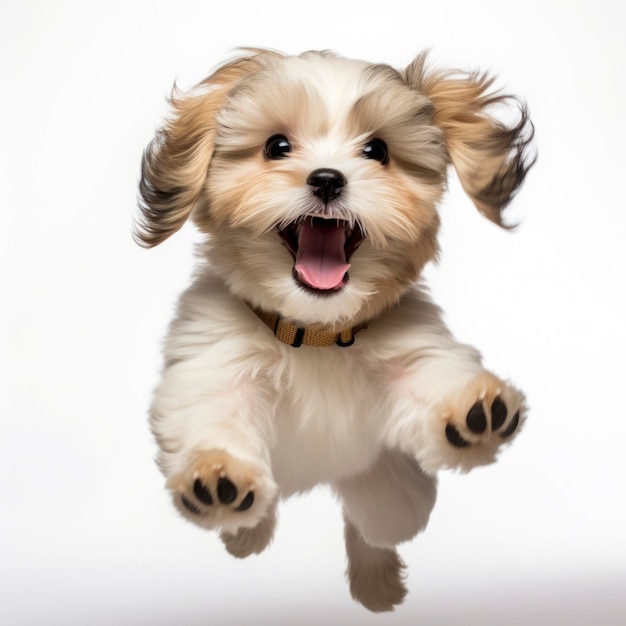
[277,167,364,293]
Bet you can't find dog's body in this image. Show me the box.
[138,49,533,611]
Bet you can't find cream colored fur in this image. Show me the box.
[138,49,533,612]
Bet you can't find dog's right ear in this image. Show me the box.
[135,54,263,247]
[404,53,535,228]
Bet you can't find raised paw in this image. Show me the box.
[445,396,520,448]
[168,449,278,533]
[425,371,526,473]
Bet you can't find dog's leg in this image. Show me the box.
[151,352,279,536]
[333,449,437,612]
[382,292,527,474]
[387,362,526,475]
[333,448,437,548]
[343,514,407,613]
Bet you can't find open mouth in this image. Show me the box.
[278,217,365,293]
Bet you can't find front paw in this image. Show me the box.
[423,371,526,473]
[167,449,278,532]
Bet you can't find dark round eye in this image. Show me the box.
[361,138,389,164]
[264,134,292,160]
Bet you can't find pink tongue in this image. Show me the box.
[295,221,350,290]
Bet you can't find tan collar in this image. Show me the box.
[250,306,367,348]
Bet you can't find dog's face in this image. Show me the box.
[138,50,533,328]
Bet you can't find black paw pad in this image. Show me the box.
[466,402,487,433]
[217,477,238,504]
[193,479,213,505]
[181,495,202,515]
[500,411,520,438]
[491,397,508,431]
[235,491,254,512]
[445,424,470,448]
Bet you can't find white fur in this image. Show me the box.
[140,49,531,612]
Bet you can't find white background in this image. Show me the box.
[2,1,625,624]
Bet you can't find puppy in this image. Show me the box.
[137,49,534,612]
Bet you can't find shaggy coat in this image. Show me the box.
[137,49,534,612]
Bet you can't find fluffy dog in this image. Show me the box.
[137,48,534,612]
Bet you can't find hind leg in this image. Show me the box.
[343,515,408,613]
[334,448,437,549]
[333,449,437,611]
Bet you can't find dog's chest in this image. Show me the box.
[268,346,387,494]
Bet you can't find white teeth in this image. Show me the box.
[284,217,358,238]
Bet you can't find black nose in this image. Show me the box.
[307,168,347,203]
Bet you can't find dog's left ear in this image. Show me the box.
[404,54,535,226]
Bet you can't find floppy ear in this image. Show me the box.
[404,53,535,227]
[135,55,263,247]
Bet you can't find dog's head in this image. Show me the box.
[137,49,534,329]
